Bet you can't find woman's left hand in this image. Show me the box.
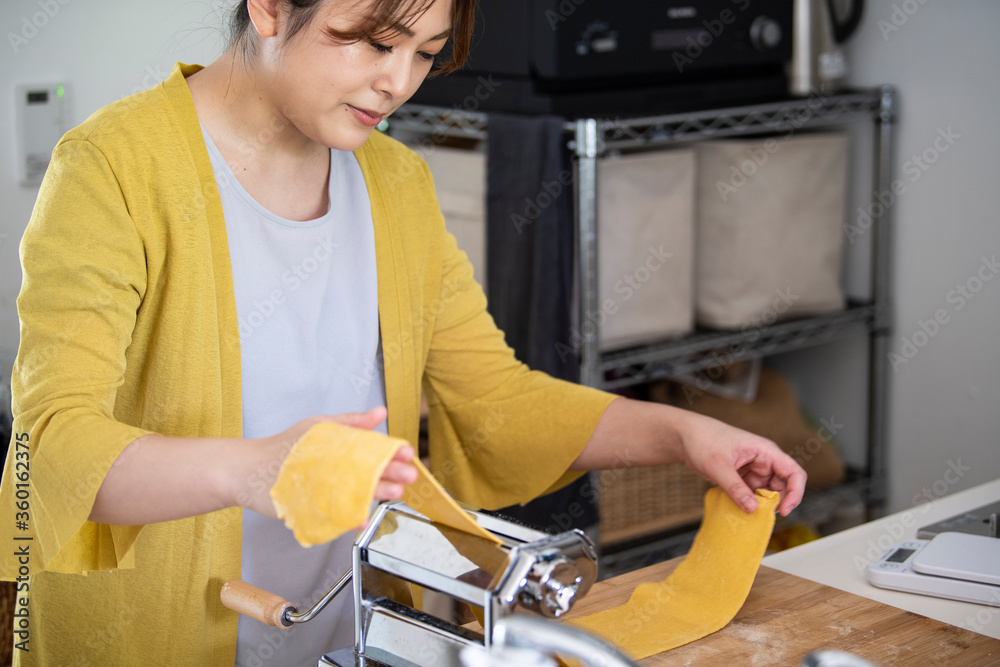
[575,397,807,516]
[673,409,807,516]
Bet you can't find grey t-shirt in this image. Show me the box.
[201,127,386,666]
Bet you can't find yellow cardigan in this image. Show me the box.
[0,63,615,665]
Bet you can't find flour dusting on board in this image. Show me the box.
[680,644,722,666]
[725,622,794,665]
[727,622,770,646]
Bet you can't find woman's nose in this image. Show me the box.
[375,52,414,100]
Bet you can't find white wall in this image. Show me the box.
[840,0,1000,512]
[0,0,227,367]
[1,1,998,515]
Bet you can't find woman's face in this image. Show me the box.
[259,0,452,152]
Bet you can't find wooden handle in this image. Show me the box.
[221,579,296,629]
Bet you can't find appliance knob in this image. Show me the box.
[589,34,619,54]
[539,561,582,617]
[749,16,783,52]
[576,21,618,56]
[522,552,584,618]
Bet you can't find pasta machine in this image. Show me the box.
[223,500,637,667]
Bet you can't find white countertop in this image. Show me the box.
[762,478,1000,639]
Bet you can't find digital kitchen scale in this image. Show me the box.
[868,533,1000,606]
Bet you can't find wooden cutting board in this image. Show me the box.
[561,561,1000,666]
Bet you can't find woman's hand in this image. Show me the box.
[672,409,806,516]
[574,397,807,517]
[89,407,417,526]
[234,407,417,520]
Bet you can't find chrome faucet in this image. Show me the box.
[490,616,639,667]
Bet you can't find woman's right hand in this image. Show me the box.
[233,407,417,520]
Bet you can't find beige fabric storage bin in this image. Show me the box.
[695,133,848,329]
[597,150,696,350]
[421,147,487,289]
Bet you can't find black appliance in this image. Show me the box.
[413,1,796,116]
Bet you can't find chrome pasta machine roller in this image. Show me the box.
[222,500,635,667]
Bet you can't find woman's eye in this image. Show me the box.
[369,41,393,55]
[418,51,436,63]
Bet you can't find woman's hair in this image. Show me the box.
[229,0,476,76]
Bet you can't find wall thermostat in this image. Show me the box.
[14,82,67,186]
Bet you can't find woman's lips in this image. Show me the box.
[348,105,384,127]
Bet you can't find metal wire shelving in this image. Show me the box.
[390,87,896,573]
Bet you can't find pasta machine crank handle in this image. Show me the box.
[221,567,353,629]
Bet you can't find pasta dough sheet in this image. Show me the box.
[403,455,502,545]
[271,422,500,547]
[569,487,778,659]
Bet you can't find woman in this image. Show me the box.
[0,0,806,664]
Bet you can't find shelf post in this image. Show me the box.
[866,85,897,516]
[575,118,602,388]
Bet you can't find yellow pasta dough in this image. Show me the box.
[569,487,778,659]
[402,455,502,545]
[270,422,403,547]
[270,422,501,547]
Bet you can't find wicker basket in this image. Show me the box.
[598,463,712,546]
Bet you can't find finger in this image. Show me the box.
[391,444,415,463]
[776,461,807,517]
[715,465,759,513]
[382,460,417,485]
[766,476,789,502]
[326,406,388,430]
[740,442,807,516]
[741,463,804,516]
[374,481,405,502]
[750,453,806,516]
[740,471,773,493]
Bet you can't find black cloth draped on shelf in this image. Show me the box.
[485,112,598,533]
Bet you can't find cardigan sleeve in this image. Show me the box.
[422,225,618,511]
[0,138,154,577]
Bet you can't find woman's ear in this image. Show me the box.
[247,0,281,38]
